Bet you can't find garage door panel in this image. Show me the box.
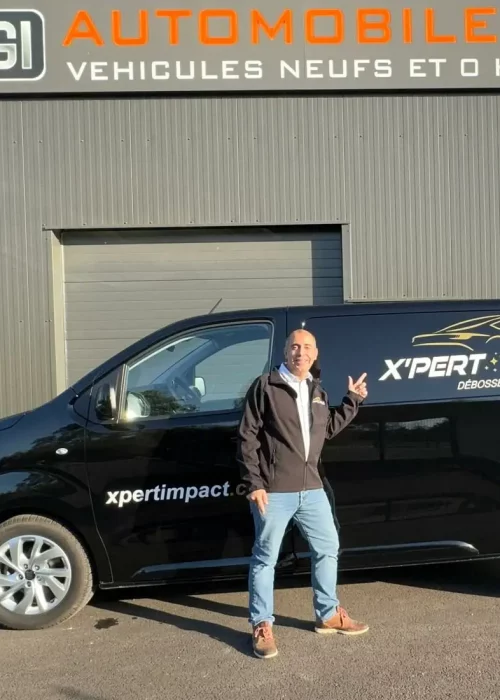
[65,254,342,274]
[64,232,341,250]
[65,277,342,299]
[66,270,341,283]
[67,246,341,257]
[62,229,343,385]
[65,260,341,279]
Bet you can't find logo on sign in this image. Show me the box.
[378,315,500,392]
[0,10,45,81]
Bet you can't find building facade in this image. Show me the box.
[1,1,500,417]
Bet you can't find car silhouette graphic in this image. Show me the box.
[412,315,500,351]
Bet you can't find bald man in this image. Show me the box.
[237,329,369,659]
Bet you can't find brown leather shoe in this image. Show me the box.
[315,606,369,635]
[252,622,278,659]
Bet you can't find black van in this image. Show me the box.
[1,300,500,630]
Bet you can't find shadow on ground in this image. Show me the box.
[88,560,500,656]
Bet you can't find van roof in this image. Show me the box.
[200,297,500,323]
[69,298,500,394]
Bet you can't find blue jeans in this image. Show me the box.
[248,488,340,626]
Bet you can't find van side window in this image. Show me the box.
[323,422,380,462]
[122,322,273,420]
[383,417,452,459]
[305,311,500,405]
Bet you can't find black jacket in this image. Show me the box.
[237,368,361,494]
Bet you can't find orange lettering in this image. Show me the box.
[199,9,238,45]
[155,10,192,45]
[357,9,391,43]
[465,8,497,43]
[305,9,344,44]
[112,10,148,46]
[425,8,456,43]
[62,10,104,46]
[402,8,412,43]
[251,10,292,43]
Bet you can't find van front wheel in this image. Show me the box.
[0,514,94,630]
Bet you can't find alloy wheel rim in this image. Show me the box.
[0,535,72,616]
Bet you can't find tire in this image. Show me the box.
[0,514,95,631]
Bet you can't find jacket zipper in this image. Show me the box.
[303,385,315,492]
[271,443,276,484]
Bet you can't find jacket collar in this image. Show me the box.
[268,367,320,389]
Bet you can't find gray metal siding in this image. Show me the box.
[62,229,342,384]
[1,93,500,416]
[0,102,54,416]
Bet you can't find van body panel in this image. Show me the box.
[0,300,499,588]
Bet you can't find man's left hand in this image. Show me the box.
[348,373,368,399]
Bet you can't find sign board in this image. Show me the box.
[2,1,500,93]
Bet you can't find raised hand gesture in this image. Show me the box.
[348,372,368,400]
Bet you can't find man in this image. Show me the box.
[237,328,369,659]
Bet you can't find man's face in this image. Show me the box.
[285,330,318,378]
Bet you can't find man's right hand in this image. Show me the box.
[248,489,268,515]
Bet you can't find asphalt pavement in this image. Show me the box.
[2,561,500,700]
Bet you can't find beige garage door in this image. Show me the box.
[61,228,343,385]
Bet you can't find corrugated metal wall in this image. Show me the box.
[1,93,500,417]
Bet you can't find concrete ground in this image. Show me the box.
[2,561,500,700]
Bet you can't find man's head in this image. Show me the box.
[284,329,318,380]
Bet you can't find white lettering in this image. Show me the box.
[379,358,406,381]
[428,58,447,77]
[374,59,392,77]
[469,353,487,374]
[329,59,347,78]
[281,59,300,79]
[176,60,195,80]
[429,356,449,378]
[410,59,426,77]
[67,61,87,81]
[184,486,198,503]
[496,58,500,77]
[167,487,184,500]
[201,60,218,80]
[105,482,250,506]
[408,357,432,379]
[91,62,108,81]
[446,355,469,377]
[118,491,132,508]
[307,59,324,78]
[0,21,17,71]
[20,21,32,70]
[461,58,479,77]
[245,60,263,79]
[152,61,169,79]
[114,61,134,80]
[354,59,370,77]
[222,60,239,79]
[456,377,498,391]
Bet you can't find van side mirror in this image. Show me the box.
[194,376,206,398]
[94,383,117,421]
